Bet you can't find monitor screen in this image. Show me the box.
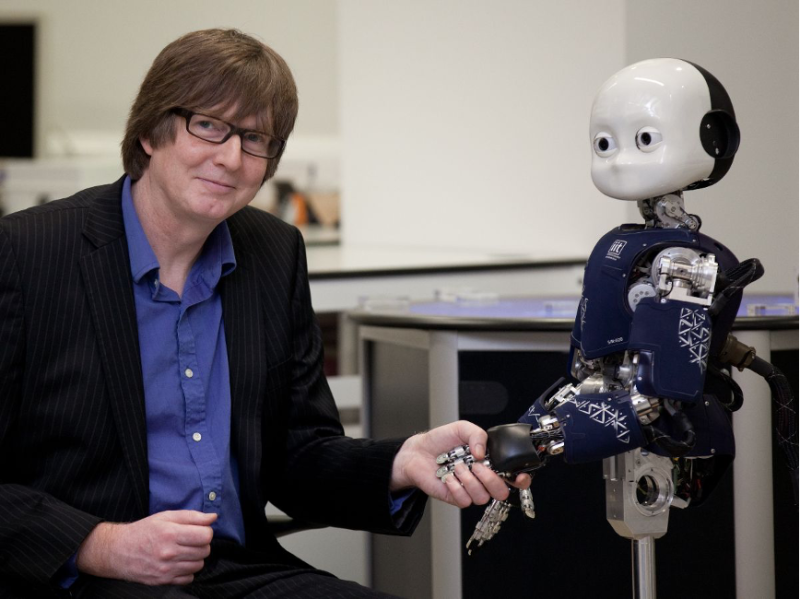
[0,23,35,158]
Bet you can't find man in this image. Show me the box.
[0,29,527,598]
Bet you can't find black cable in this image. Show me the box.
[707,364,744,412]
[709,258,764,316]
[645,400,696,457]
[745,357,799,503]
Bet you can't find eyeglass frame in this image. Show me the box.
[171,107,286,159]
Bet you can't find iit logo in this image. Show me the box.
[605,239,627,260]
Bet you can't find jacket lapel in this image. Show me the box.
[80,178,149,516]
[220,219,267,513]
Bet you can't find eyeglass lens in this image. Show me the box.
[187,114,282,158]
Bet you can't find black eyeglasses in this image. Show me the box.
[172,108,286,159]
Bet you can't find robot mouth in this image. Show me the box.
[594,158,687,202]
[593,168,653,201]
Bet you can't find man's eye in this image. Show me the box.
[244,132,267,144]
[193,117,226,133]
[593,133,617,157]
[635,127,663,152]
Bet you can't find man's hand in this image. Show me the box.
[390,420,531,508]
[76,510,217,586]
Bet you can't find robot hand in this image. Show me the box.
[435,423,556,552]
[463,488,536,554]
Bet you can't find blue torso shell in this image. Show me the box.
[571,225,740,360]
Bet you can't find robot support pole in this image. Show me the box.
[604,449,688,599]
[632,536,657,599]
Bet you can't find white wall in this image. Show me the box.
[625,0,798,293]
[338,0,628,260]
[2,0,796,292]
[338,0,798,293]
[0,0,339,157]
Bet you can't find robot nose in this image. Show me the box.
[610,147,655,170]
[609,147,638,167]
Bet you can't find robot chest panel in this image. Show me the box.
[573,227,702,359]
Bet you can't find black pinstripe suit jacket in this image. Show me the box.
[0,178,420,593]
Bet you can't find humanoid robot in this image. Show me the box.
[435,58,797,555]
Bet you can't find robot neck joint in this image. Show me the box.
[638,193,701,231]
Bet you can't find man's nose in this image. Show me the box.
[213,134,244,169]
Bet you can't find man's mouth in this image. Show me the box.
[199,177,235,191]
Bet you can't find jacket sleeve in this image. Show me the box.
[266,229,426,535]
[0,223,102,587]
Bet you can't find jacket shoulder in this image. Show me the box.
[0,178,126,259]
[227,206,301,253]
[2,179,122,220]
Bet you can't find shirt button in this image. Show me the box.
[192,432,202,442]
[208,491,217,501]
[185,368,194,378]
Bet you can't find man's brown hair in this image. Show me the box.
[122,29,298,182]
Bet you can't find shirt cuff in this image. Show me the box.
[53,552,79,589]
[389,488,424,529]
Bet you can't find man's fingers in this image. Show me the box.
[471,463,511,501]
[159,510,216,548]
[511,472,532,490]
[454,463,492,505]
[170,563,204,586]
[171,574,195,586]
[161,510,218,525]
[174,524,214,548]
[177,559,206,575]
[171,539,213,559]
[452,420,488,460]
[442,472,472,508]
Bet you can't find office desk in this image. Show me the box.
[307,246,586,313]
[351,296,797,599]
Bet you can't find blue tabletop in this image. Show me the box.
[351,294,798,331]
[406,295,797,319]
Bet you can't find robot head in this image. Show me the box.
[590,58,740,202]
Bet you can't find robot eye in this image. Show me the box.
[592,133,617,157]
[635,127,663,152]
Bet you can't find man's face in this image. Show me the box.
[140,106,268,226]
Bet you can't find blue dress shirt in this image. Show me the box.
[121,176,246,544]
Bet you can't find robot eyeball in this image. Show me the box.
[635,127,663,153]
[590,58,740,202]
[593,132,617,157]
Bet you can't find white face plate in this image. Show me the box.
[589,58,716,202]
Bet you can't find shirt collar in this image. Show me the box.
[121,176,237,287]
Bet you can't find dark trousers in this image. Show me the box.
[66,541,401,599]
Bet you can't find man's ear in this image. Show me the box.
[140,137,154,156]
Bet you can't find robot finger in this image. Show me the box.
[435,444,471,465]
[435,445,491,480]
[466,499,511,555]
[519,487,536,519]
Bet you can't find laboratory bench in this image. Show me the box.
[350,295,798,599]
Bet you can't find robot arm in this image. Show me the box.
[624,246,720,455]
[650,246,718,306]
[435,246,732,550]
[550,245,722,463]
